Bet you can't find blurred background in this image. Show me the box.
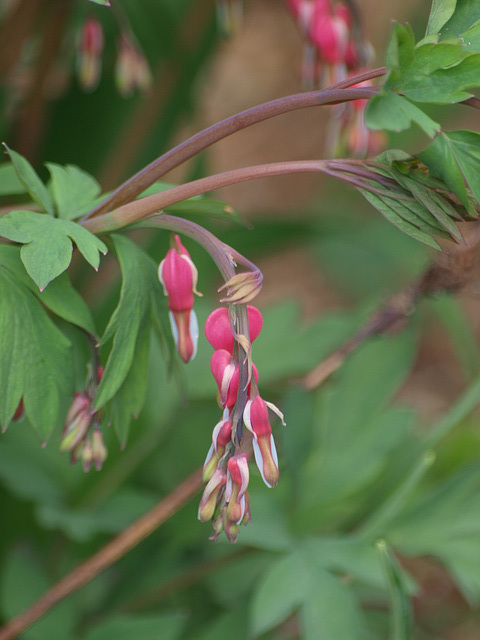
[1,1,480,639]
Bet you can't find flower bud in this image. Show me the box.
[225,454,249,525]
[198,468,227,522]
[115,33,152,97]
[60,393,92,453]
[243,396,279,488]
[77,17,104,91]
[205,306,263,353]
[159,235,201,363]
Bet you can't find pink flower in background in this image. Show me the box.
[77,17,104,91]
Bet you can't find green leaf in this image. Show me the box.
[396,46,480,103]
[110,323,151,446]
[94,235,159,414]
[251,546,367,639]
[3,145,54,215]
[0,162,27,195]
[0,268,72,439]
[88,0,110,4]
[0,244,96,334]
[377,540,414,640]
[83,614,187,640]
[0,210,107,290]
[0,547,79,640]
[440,0,480,42]
[420,130,480,207]
[426,0,457,35]
[359,189,441,249]
[365,91,439,136]
[459,19,480,51]
[46,163,101,220]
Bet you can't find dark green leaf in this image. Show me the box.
[0,547,78,640]
[420,130,480,207]
[0,268,72,440]
[110,323,151,446]
[0,244,96,334]
[359,189,441,249]
[88,0,110,4]
[377,540,414,640]
[0,162,27,195]
[3,145,54,215]
[83,614,187,640]
[94,235,159,412]
[426,0,457,36]
[0,210,107,290]
[46,163,101,220]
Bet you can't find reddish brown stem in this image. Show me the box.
[0,468,204,640]
[82,80,382,221]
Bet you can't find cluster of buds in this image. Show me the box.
[60,368,107,472]
[158,234,201,364]
[76,17,151,96]
[115,33,153,98]
[198,305,284,542]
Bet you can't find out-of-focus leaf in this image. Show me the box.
[189,607,249,640]
[0,244,96,334]
[3,145,54,215]
[387,465,480,603]
[0,547,78,640]
[83,613,187,640]
[251,545,367,639]
[0,268,72,440]
[426,0,456,36]
[36,489,157,542]
[46,163,101,220]
[377,540,414,640]
[419,130,480,207]
[0,210,107,290]
[0,162,27,195]
[300,333,416,512]
[87,0,110,5]
[427,296,480,381]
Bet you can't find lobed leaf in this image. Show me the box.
[3,145,54,215]
[426,0,457,36]
[0,210,107,290]
[46,163,101,220]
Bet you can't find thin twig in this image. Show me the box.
[0,468,204,640]
[303,241,478,390]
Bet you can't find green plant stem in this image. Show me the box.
[82,74,383,221]
[0,467,204,640]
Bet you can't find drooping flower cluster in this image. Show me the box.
[198,306,285,542]
[76,17,151,96]
[286,0,384,157]
[286,0,365,86]
[158,234,201,364]
[60,368,107,472]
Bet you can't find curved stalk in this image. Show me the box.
[81,76,383,221]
